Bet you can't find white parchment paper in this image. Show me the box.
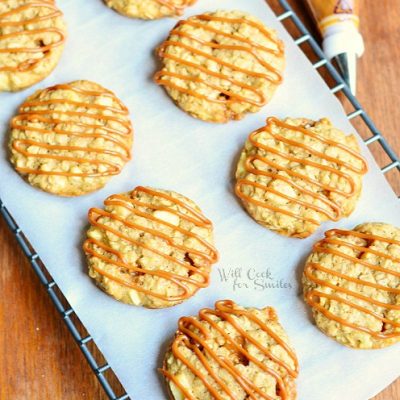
[1,1,399,399]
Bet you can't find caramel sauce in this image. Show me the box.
[154,14,284,106]
[155,0,196,15]
[161,300,298,400]
[83,186,218,302]
[236,117,368,225]
[11,83,132,177]
[305,229,400,339]
[0,0,65,72]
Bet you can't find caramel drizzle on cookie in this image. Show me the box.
[154,14,284,107]
[155,0,195,15]
[305,229,400,339]
[83,186,219,302]
[236,117,368,226]
[0,0,65,73]
[10,83,132,177]
[161,300,298,400]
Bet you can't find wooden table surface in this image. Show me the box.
[0,1,399,399]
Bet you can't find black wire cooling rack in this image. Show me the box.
[1,0,399,399]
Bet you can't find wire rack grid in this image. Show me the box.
[1,0,399,399]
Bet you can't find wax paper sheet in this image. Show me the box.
[0,1,399,399]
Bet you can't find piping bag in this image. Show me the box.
[304,0,364,94]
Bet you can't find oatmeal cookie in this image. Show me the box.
[235,117,368,238]
[162,300,299,399]
[303,223,400,349]
[104,0,196,20]
[154,10,285,123]
[0,0,66,91]
[9,80,133,196]
[83,186,219,309]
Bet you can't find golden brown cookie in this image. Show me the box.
[0,0,66,92]
[154,10,285,123]
[161,300,299,400]
[83,186,219,309]
[9,80,133,196]
[303,223,400,349]
[104,0,196,20]
[235,117,368,238]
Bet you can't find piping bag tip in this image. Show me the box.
[303,0,365,97]
[334,52,357,95]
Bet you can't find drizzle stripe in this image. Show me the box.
[155,14,284,106]
[236,117,368,226]
[305,229,400,338]
[0,1,65,72]
[84,186,218,302]
[155,0,195,15]
[161,300,298,400]
[10,83,132,178]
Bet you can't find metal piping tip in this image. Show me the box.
[334,52,357,95]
